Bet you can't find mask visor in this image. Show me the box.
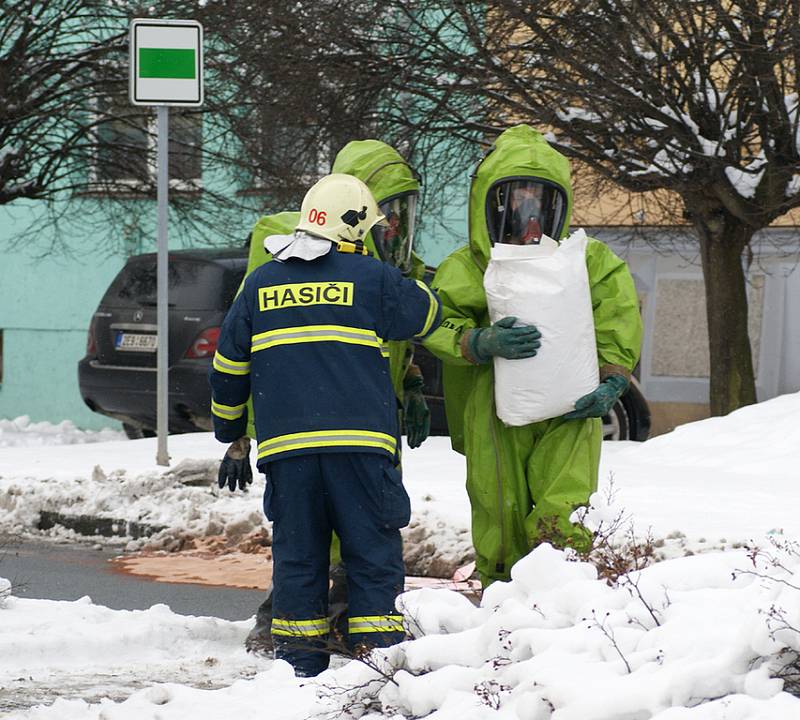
[488,180,566,245]
[372,192,417,270]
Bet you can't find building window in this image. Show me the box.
[260,123,330,185]
[94,93,150,185]
[169,112,203,182]
[92,90,203,191]
[237,108,331,205]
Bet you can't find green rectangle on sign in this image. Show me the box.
[139,48,196,79]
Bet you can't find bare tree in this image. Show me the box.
[0,0,130,205]
[0,0,282,252]
[1,0,410,252]
[365,0,800,415]
[188,0,391,211]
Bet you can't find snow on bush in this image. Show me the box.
[319,543,800,719]
[0,416,125,448]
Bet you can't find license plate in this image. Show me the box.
[115,332,157,352]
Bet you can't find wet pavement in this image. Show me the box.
[0,538,266,621]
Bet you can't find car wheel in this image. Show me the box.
[122,423,156,440]
[602,399,630,441]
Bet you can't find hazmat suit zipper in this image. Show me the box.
[489,396,507,577]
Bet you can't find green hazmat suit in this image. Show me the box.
[331,140,427,400]
[241,140,428,565]
[422,125,643,585]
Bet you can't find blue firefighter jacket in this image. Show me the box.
[209,247,441,469]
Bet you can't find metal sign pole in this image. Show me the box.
[156,104,169,466]
[130,18,202,466]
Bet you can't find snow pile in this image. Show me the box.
[0,433,471,575]
[0,464,267,544]
[5,393,800,718]
[5,394,800,561]
[615,391,800,470]
[0,575,10,608]
[0,416,125,448]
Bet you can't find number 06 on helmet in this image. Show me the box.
[296,173,388,244]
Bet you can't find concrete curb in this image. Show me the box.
[37,511,167,540]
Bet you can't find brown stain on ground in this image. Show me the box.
[110,534,272,590]
[111,550,273,590]
[110,533,482,595]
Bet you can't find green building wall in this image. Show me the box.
[0,179,468,430]
[0,230,126,429]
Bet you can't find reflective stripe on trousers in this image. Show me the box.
[348,614,405,634]
[272,617,330,637]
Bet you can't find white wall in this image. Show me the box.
[596,228,800,405]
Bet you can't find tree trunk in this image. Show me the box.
[693,214,757,416]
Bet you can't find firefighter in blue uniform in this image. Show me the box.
[209,173,441,677]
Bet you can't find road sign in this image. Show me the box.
[128,19,204,466]
[129,19,203,107]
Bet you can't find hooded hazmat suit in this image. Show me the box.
[423,125,642,585]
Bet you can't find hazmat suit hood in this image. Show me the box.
[332,139,421,265]
[469,125,574,270]
[332,139,420,205]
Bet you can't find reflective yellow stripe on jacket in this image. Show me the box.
[211,400,246,421]
[258,429,396,460]
[271,617,330,637]
[414,280,438,337]
[348,614,405,634]
[212,351,250,376]
[251,325,382,353]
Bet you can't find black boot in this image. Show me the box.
[245,585,274,654]
[328,562,349,646]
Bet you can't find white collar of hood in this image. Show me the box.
[264,230,332,262]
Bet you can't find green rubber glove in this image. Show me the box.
[403,377,430,448]
[469,316,542,363]
[564,375,629,420]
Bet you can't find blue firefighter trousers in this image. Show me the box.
[263,451,409,677]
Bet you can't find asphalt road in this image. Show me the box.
[0,538,266,621]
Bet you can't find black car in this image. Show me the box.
[78,248,247,439]
[79,248,650,442]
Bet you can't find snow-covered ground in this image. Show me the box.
[0,416,125,448]
[0,420,472,575]
[1,393,800,718]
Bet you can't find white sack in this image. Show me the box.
[484,229,599,426]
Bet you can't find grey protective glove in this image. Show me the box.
[403,375,430,449]
[564,374,629,419]
[218,437,253,492]
[468,316,542,363]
